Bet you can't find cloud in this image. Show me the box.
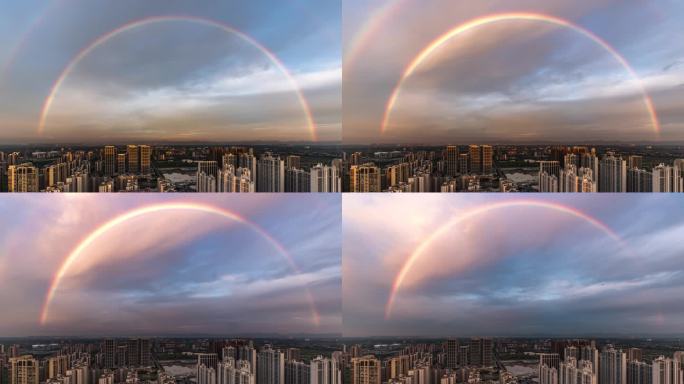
[342,0,684,143]
[342,194,684,337]
[0,194,342,336]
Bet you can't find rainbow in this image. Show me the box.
[344,0,408,69]
[384,199,627,319]
[40,202,321,327]
[37,15,318,141]
[380,12,660,137]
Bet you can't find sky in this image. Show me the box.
[343,194,684,337]
[0,195,341,336]
[0,0,340,144]
[343,0,684,144]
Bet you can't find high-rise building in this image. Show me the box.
[284,361,309,384]
[310,164,341,192]
[351,356,381,384]
[540,354,561,378]
[446,146,459,177]
[386,163,410,187]
[125,338,150,367]
[652,164,683,192]
[117,153,126,175]
[310,356,341,384]
[127,145,139,174]
[9,356,39,384]
[600,347,627,384]
[481,145,493,174]
[627,168,653,192]
[7,163,39,192]
[285,168,311,192]
[468,145,481,174]
[47,356,69,379]
[468,338,492,367]
[458,345,470,367]
[103,146,116,176]
[139,145,151,175]
[540,364,559,384]
[599,155,627,192]
[539,161,560,192]
[350,163,381,192]
[628,361,652,384]
[560,358,596,384]
[652,356,681,384]
[197,353,219,384]
[446,339,459,369]
[103,339,116,369]
[458,153,469,175]
[257,154,285,192]
[197,161,219,192]
[218,359,254,384]
[257,347,284,384]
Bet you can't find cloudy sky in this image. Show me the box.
[343,0,684,144]
[0,0,340,144]
[343,194,684,337]
[0,195,341,336]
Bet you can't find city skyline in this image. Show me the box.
[0,0,341,144]
[343,0,684,144]
[0,195,341,337]
[343,195,684,337]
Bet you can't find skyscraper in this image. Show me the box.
[197,161,219,192]
[350,163,381,192]
[103,146,116,176]
[446,146,459,177]
[599,155,627,192]
[481,145,493,174]
[139,145,151,175]
[627,361,652,384]
[652,356,681,384]
[284,361,309,384]
[468,338,492,367]
[256,154,285,192]
[351,356,381,384]
[9,356,39,384]
[127,145,139,174]
[285,168,311,192]
[7,163,39,192]
[652,164,683,192]
[446,339,459,369]
[257,347,284,384]
[117,153,126,175]
[103,339,116,369]
[310,164,341,192]
[310,356,341,384]
[468,145,481,174]
[600,347,627,384]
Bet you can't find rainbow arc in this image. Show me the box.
[41,202,321,327]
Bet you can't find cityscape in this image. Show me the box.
[341,145,684,192]
[0,145,342,192]
[0,337,345,384]
[3,337,684,384]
